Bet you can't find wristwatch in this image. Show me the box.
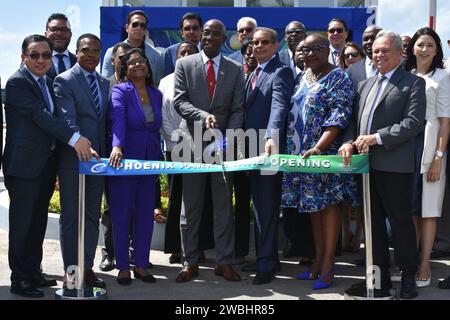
[435,150,444,159]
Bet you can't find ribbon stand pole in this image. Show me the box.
[55,174,107,300]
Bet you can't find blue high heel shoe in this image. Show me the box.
[312,268,335,290]
[296,271,319,280]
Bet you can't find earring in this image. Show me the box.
[146,73,150,79]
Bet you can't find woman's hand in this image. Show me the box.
[109,146,123,168]
[427,158,442,183]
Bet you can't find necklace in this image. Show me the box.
[306,70,324,83]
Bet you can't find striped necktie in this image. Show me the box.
[88,74,101,117]
[37,77,52,113]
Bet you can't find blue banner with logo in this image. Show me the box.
[79,154,369,176]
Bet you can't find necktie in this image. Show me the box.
[206,60,216,99]
[250,67,261,92]
[333,50,340,65]
[88,74,101,117]
[56,54,66,74]
[37,77,52,113]
[359,75,387,135]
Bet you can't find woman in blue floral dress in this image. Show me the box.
[281,34,356,290]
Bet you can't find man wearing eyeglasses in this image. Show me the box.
[245,27,294,285]
[346,25,382,85]
[44,13,77,80]
[101,10,164,85]
[327,18,349,67]
[54,33,110,290]
[163,12,203,76]
[4,35,95,298]
[279,21,307,78]
[229,17,258,64]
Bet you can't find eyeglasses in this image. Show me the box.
[297,45,327,55]
[80,48,101,56]
[47,27,71,33]
[127,58,147,66]
[238,27,254,34]
[253,39,273,46]
[286,28,305,35]
[328,28,344,34]
[26,52,52,60]
[344,51,361,59]
[131,21,147,29]
[202,30,222,38]
[183,25,200,32]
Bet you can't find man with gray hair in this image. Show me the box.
[339,30,426,299]
[228,17,257,63]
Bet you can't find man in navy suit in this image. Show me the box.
[4,35,94,298]
[44,13,77,80]
[245,27,294,285]
[54,34,110,289]
[278,21,306,77]
[163,12,203,76]
[228,17,257,64]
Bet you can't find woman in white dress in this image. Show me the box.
[404,27,450,288]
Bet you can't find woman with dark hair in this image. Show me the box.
[327,18,349,67]
[404,27,450,288]
[339,41,365,69]
[240,38,257,80]
[109,48,163,285]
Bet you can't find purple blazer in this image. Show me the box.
[110,81,163,161]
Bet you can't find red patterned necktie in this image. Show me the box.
[250,66,261,91]
[206,59,216,98]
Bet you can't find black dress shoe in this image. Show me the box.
[99,257,116,272]
[84,270,106,288]
[344,285,392,298]
[169,253,181,264]
[117,270,132,286]
[253,271,275,285]
[133,268,156,283]
[31,274,57,287]
[241,261,257,272]
[11,280,44,298]
[400,276,418,299]
[438,276,450,289]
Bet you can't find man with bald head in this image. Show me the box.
[346,25,382,85]
[279,21,307,77]
[340,31,426,299]
[173,19,245,283]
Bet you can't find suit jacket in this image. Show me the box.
[163,43,180,77]
[53,63,110,169]
[46,51,77,81]
[3,65,74,178]
[102,40,165,85]
[228,50,243,64]
[346,59,368,85]
[343,66,426,173]
[173,52,245,161]
[110,81,163,161]
[278,49,291,67]
[245,54,294,153]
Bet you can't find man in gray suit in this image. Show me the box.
[340,31,426,299]
[173,19,244,283]
[54,33,110,289]
[346,25,382,85]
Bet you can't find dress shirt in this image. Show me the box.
[80,66,103,110]
[366,65,399,145]
[201,50,221,80]
[365,57,378,78]
[52,50,71,74]
[287,49,300,76]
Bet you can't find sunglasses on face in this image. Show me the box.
[80,48,101,56]
[127,58,147,66]
[253,39,273,46]
[286,28,305,35]
[344,51,361,59]
[26,52,52,60]
[131,21,147,29]
[47,27,71,33]
[328,28,344,34]
[183,25,200,32]
[297,45,327,55]
[238,27,254,34]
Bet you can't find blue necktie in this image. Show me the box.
[56,54,66,74]
[37,77,52,113]
[88,74,101,117]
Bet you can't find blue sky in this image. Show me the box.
[1,0,450,86]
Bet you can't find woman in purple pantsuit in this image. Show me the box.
[109,48,162,285]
